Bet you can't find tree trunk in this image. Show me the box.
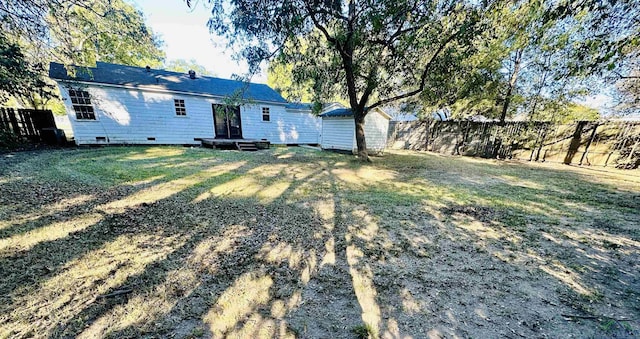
[353,111,370,162]
[500,49,523,123]
[529,55,550,120]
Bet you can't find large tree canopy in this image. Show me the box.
[1,0,165,67]
[51,0,165,68]
[613,54,640,115]
[547,0,639,77]
[435,0,639,122]
[0,0,165,107]
[0,34,49,103]
[198,0,494,160]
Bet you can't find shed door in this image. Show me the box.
[213,104,242,139]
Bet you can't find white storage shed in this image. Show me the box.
[320,107,390,153]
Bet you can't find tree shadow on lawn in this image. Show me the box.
[0,147,638,338]
[376,152,639,235]
[0,147,220,240]
[359,152,639,337]
[77,158,371,338]
[0,147,361,338]
[0,148,261,337]
[438,202,638,336]
[54,162,336,338]
[320,182,637,337]
[0,152,251,273]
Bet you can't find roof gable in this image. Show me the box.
[49,62,287,103]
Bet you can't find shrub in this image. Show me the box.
[0,130,25,150]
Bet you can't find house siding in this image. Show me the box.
[241,105,321,144]
[60,84,217,145]
[58,84,320,145]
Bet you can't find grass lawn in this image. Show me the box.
[0,146,638,338]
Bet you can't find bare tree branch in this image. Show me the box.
[368,29,462,110]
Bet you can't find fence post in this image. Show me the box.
[564,121,586,165]
[530,123,541,161]
[19,110,37,137]
[604,152,614,167]
[0,108,9,131]
[422,120,428,150]
[625,140,640,168]
[535,124,549,162]
[7,108,21,136]
[579,123,599,166]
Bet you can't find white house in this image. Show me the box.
[320,106,391,153]
[48,62,321,145]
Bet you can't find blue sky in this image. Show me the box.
[130,0,267,82]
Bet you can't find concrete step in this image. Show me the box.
[236,142,258,151]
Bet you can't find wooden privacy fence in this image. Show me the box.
[387,120,640,169]
[0,107,56,141]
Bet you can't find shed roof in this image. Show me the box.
[320,107,391,119]
[49,62,288,104]
[320,108,353,117]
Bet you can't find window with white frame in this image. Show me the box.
[174,99,186,116]
[262,107,270,121]
[68,89,96,120]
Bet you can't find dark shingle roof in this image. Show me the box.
[320,108,353,117]
[49,62,287,103]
